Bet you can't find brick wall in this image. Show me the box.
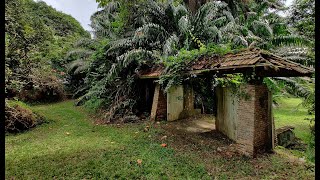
[235,85,273,156]
[156,88,167,120]
[236,85,255,156]
[253,85,272,154]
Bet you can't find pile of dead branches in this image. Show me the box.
[5,102,44,133]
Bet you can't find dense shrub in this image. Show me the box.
[18,68,66,103]
[5,101,44,133]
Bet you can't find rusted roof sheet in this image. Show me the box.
[138,65,164,79]
[138,48,314,78]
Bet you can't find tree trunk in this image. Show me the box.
[184,0,208,15]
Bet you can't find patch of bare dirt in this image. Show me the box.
[155,118,240,159]
[152,118,314,179]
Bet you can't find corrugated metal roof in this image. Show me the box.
[138,48,314,78]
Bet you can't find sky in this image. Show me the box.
[37,0,295,32]
[36,0,100,32]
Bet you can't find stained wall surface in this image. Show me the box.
[216,84,274,156]
[167,85,184,121]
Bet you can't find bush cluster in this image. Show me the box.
[5,101,45,133]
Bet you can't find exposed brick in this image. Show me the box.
[236,85,256,156]
[234,85,274,157]
[156,88,167,120]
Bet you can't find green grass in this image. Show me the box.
[5,99,315,179]
[274,97,314,143]
[7,99,32,110]
[273,97,315,163]
[5,101,210,179]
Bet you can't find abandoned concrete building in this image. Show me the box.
[136,48,314,157]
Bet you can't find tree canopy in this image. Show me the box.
[5,0,314,121]
[5,0,90,100]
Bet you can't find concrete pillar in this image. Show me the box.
[215,84,274,157]
[150,84,160,121]
[167,85,184,121]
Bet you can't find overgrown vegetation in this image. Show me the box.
[5,0,89,102]
[5,0,90,131]
[4,1,315,178]
[6,0,314,123]
[5,100,45,133]
[61,0,315,124]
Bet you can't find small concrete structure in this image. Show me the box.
[138,48,314,157]
[216,85,273,156]
[275,126,296,147]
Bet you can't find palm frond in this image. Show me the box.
[270,35,311,47]
[163,34,179,57]
[174,5,188,23]
[67,59,90,75]
[65,49,94,59]
[252,20,273,37]
[106,37,133,56]
[273,77,312,98]
[233,35,248,47]
[133,23,169,45]
[178,15,189,34]
[74,38,97,49]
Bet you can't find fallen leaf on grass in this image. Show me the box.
[137,159,142,165]
[65,132,70,135]
[161,143,167,147]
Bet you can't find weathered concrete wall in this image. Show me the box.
[179,84,201,119]
[167,85,184,121]
[216,87,238,141]
[215,84,274,156]
[183,84,194,113]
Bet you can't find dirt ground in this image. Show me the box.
[155,114,240,159]
[151,115,315,179]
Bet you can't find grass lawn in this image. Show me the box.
[273,97,315,163]
[5,99,315,179]
[274,97,314,143]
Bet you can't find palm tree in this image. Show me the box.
[75,0,312,122]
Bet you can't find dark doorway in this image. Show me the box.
[136,79,156,114]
